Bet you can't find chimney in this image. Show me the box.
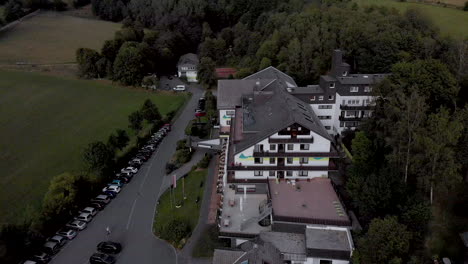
[331,49,350,77]
[254,80,261,91]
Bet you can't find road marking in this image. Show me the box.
[126,197,138,230]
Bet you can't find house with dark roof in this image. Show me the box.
[177,53,199,82]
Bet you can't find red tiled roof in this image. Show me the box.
[216,68,237,78]
[269,178,350,226]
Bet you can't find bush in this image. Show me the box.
[160,219,191,243]
[197,154,212,169]
[165,162,178,174]
[176,139,187,150]
[164,110,176,123]
[175,148,192,164]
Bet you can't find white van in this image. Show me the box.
[173,85,186,91]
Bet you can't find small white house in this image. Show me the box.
[177,53,199,83]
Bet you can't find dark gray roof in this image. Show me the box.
[305,228,351,252]
[217,79,275,109]
[322,75,337,82]
[234,241,283,264]
[232,80,331,154]
[244,66,298,88]
[177,53,199,67]
[212,249,245,264]
[259,231,306,255]
[289,85,324,94]
[337,74,389,85]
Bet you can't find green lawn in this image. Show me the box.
[0,70,189,224]
[0,11,121,64]
[353,0,468,39]
[154,169,207,246]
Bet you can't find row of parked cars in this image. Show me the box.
[23,124,171,264]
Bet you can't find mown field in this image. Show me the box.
[0,11,120,64]
[0,70,189,224]
[353,0,468,39]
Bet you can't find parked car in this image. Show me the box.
[23,261,38,264]
[48,235,67,247]
[135,154,149,161]
[66,220,87,230]
[129,158,143,166]
[75,212,93,223]
[114,176,130,184]
[173,84,185,91]
[31,252,52,263]
[91,195,111,204]
[97,241,122,254]
[195,110,206,117]
[42,241,60,255]
[102,185,121,194]
[103,191,117,199]
[121,167,138,174]
[80,206,98,216]
[56,228,77,240]
[163,123,171,131]
[89,253,116,264]
[109,179,124,187]
[90,202,105,211]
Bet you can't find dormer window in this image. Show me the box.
[350,86,359,92]
[310,96,315,101]
[343,71,348,76]
[329,95,334,100]
[364,86,372,92]
[319,96,324,101]
[329,82,335,89]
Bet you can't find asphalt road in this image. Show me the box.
[50,83,203,264]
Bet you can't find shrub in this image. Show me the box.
[165,162,178,174]
[176,139,187,150]
[197,154,212,169]
[160,219,191,243]
[175,148,192,164]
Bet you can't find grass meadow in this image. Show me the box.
[353,0,468,39]
[0,70,189,224]
[0,11,120,64]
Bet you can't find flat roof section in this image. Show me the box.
[269,178,350,226]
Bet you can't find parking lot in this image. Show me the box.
[26,84,205,264]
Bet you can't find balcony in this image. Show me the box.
[227,164,338,171]
[339,116,362,122]
[252,151,340,158]
[268,138,314,144]
[340,104,372,110]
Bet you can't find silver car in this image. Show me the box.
[56,228,77,240]
[75,212,93,223]
[66,220,87,230]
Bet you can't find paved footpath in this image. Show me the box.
[50,84,203,264]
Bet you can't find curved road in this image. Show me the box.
[50,84,203,264]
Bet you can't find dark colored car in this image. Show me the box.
[195,110,206,117]
[31,252,52,263]
[43,241,60,255]
[103,191,117,198]
[90,202,105,210]
[89,253,116,264]
[97,241,122,254]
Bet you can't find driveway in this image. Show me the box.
[159,76,191,91]
[50,83,203,264]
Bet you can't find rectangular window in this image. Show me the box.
[318,116,332,120]
[226,110,235,116]
[324,126,331,130]
[226,120,231,125]
[329,83,335,88]
[254,144,264,152]
[328,95,334,100]
[350,86,359,92]
[269,158,275,164]
[310,96,316,101]
[300,144,310,150]
[340,122,344,127]
[319,96,324,101]
[319,260,332,264]
[269,144,276,151]
[364,86,372,92]
[286,171,293,176]
[287,144,294,150]
[254,171,263,176]
[300,157,308,164]
[254,157,263,164]
[318,105,332,109]
[269,171,275,177]
[364,99,370,106]
[299,170,308,176]
[287,157,293,164]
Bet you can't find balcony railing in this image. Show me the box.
[268,138,314,144]
[340,104,372,110]
[339,116,362,122]
[227,164,337,171]
[253,151,340,158]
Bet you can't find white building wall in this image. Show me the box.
[331,93,375,135]
[186,70,198,82]
[310,104,335,133]
[304,258,349,264]
[234,170,327,179]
